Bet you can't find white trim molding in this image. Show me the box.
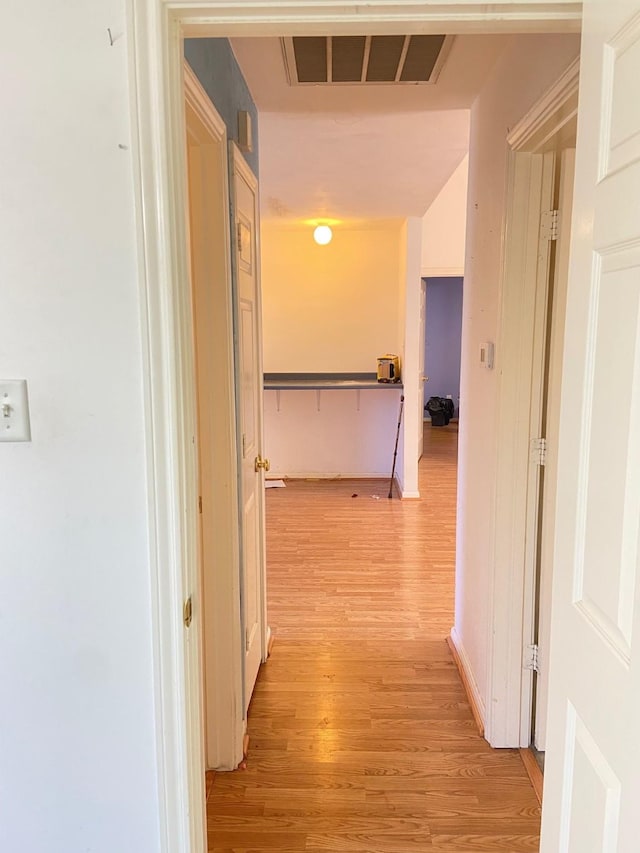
[508,56,580,151]
[177,2,582,36]
[185,63,245,773]
[485,57,579,748]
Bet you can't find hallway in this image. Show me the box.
[207,425,541,851]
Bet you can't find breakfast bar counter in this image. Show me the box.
[263,372,403,391]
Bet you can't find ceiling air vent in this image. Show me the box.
[282,35,453,86]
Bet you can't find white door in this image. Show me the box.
[541,2,640,850]
[231,144,268,713]
[418,278,427,459]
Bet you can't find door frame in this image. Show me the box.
[185,65,245,772]
[485,57,580,747]
[229,141,270,709]
[126,3,582,852]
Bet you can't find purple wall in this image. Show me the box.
[424,276,463,417]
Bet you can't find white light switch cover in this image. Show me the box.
[0,380,31,441]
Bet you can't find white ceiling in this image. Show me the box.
[230,35,508,221]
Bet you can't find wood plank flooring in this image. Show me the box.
[208,425,541,851]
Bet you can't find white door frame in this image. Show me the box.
[126,3,582,852]
[185,65,245,772]
[485,57,580,747]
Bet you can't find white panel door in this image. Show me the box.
[231,144,268,713]
[541,2,640,850]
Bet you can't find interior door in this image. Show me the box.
[231,144,268,713]
[541,2,640,849]
[418,278,427,459]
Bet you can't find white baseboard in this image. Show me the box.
[391,473,419,500]
[447,627,486,736]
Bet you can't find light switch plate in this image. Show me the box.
[479,341,494,370]
[0,380,31,441]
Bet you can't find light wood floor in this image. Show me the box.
[207,425,541,851]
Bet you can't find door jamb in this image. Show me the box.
[485,57,579,747]
[126,4,582,852]
[185,64,245,772]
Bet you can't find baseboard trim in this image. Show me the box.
[447,628,485,737]
[519,747,543,805]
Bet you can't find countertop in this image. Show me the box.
[263,372,403,390]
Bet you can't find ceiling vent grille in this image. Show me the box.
[282,35,452,86]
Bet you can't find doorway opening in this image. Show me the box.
[487,59,579,797]
[131,5,584,850]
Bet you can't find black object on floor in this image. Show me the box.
[425,396,455,426]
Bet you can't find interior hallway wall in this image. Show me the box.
[0,4,161,851]
[454,33,581,727]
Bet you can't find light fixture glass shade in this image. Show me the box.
[313,225,333,245]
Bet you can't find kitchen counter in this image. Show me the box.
[263,372,403,390]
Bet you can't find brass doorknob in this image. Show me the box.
[255,455,270,473]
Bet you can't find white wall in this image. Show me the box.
[421,155,469,277]
[261,220,403,372]
[261,220,409,480]
[0,4,161,851]
[264,389,403,478]
[455,34,581,722]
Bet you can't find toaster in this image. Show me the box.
[377,354,401,383]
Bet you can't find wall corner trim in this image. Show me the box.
[447,627,485,737]
[507,56,580,152]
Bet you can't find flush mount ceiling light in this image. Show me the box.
[313,225,333,245]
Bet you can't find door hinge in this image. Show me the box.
[524,643,540,673]
[183,596,193,628]
[198,495,203,514]
[531,437,547,466]
[242,433,247,458]
[245,628,250,651]
[540,208,559,241]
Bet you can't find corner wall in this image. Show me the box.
[421,155,469,277]
[455,33,581,735]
